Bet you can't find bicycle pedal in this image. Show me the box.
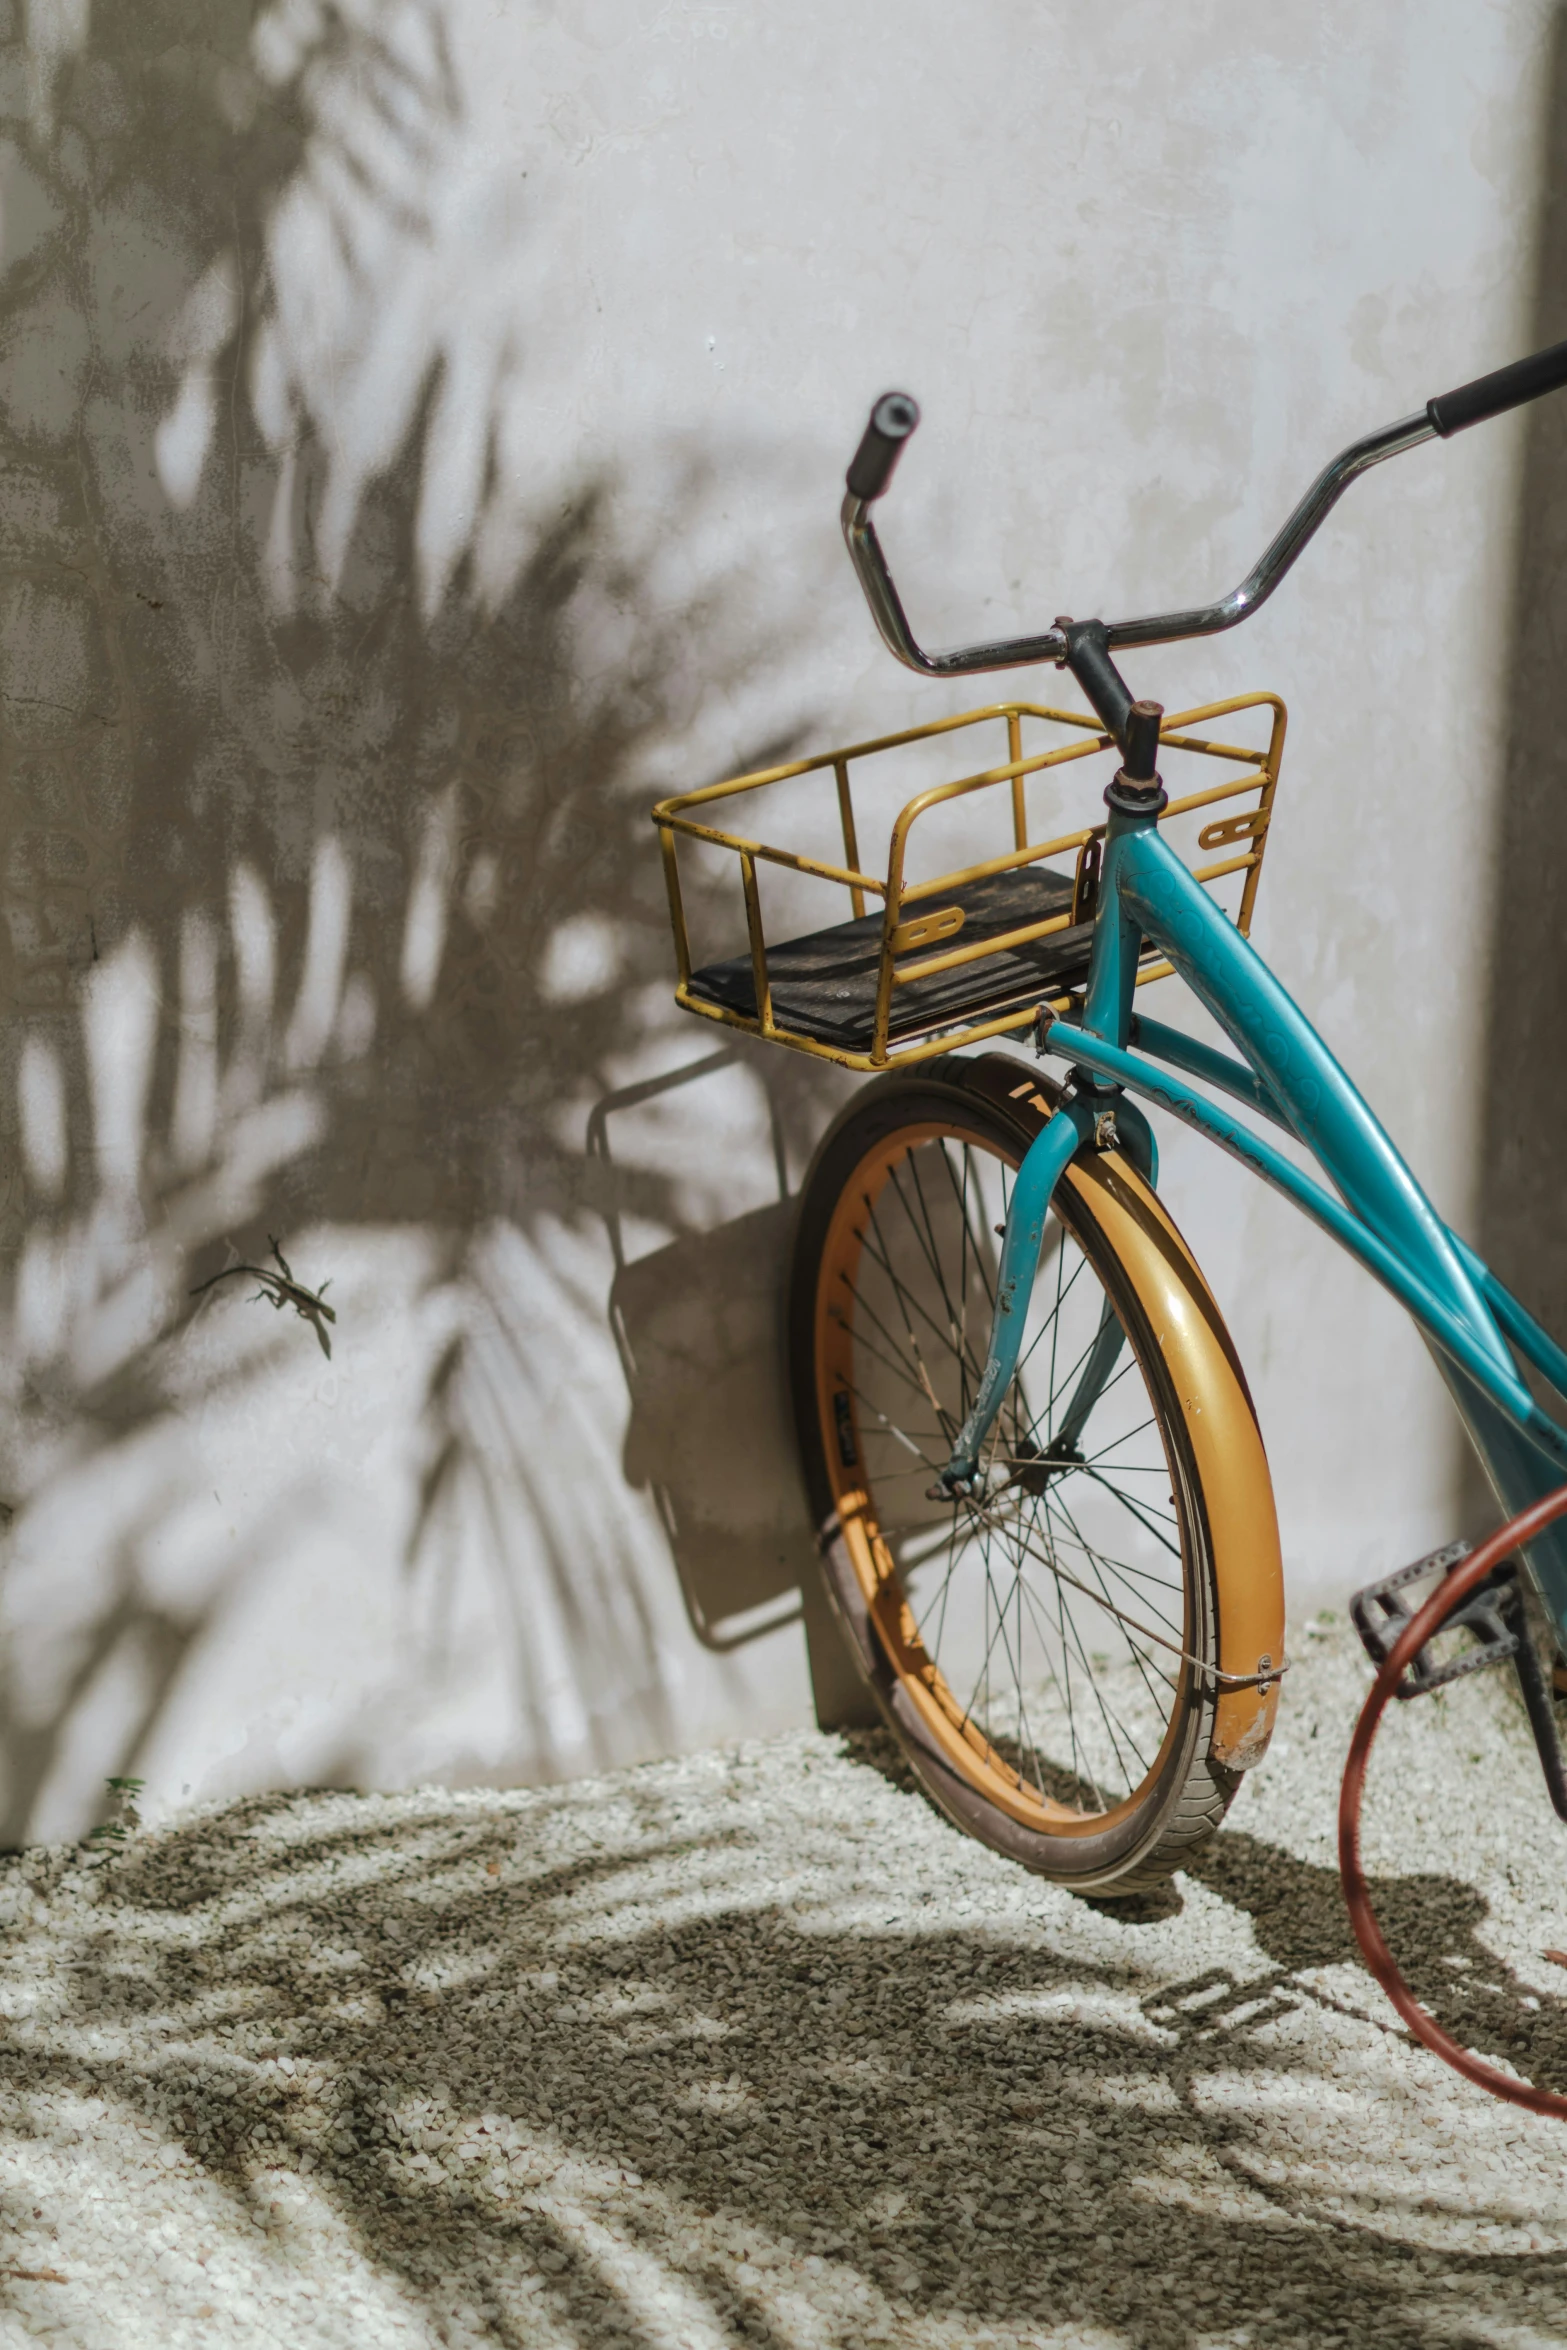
[1349,1539,1520,1699]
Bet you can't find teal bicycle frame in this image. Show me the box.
[946,787,1567,1640]
[841,345,1567,1645]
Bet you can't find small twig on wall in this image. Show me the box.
[191,1236,337,1358]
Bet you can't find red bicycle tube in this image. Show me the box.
[1339,1480,1567,2117]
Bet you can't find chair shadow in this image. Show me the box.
[593,1048,878,1728]
[1186,1828,1567,2095]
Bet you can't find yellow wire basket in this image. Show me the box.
[652,693,1287,1073]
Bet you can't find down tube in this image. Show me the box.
[1111,827,1567,1627]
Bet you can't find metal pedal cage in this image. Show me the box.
[1350,1539,1567,1811]
[1352,1540,1519,1695]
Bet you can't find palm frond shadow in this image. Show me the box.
[0,0,844,1836]
[7,1786,1567,2344]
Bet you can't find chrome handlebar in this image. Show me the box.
[843,337,1567,698]
[840,406,1437,679]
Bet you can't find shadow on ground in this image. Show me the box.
[1188,1828,1567,2093]
[3,1747,1567,2348]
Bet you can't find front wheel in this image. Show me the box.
[788,1052,1284,1895]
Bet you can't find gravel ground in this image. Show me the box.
[2,1618,1567,2350]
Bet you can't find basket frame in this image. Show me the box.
[651,693,1287,1072]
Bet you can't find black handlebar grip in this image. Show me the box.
[1427,337,1567,438]
[846,392,921,500]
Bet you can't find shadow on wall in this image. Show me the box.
[592,1049,873,1726]
[0,1,860,1841]
[1480,5,1567,1411]
[590,1054,809,1647]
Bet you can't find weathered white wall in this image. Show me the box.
[0,0,1560,1837]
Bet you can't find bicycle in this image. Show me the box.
[651,343,1567,2095]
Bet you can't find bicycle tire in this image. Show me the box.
[788,1052,1284,1893]
[1339,1484,1567,2117]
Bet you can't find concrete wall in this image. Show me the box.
[0,0,1559,1837]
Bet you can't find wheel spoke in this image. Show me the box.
[835,1256,956,1434]
[833,1294,953,1421]
[855,1222,977,1422]
[842,1381,947,1473]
